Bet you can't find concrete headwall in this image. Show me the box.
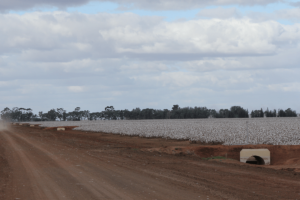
[240,149,270,165]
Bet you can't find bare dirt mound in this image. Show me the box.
[269,158,300,173]
[284,158,300,165]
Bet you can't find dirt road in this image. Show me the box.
[1,126,300,200]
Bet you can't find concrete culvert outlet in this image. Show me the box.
[246,156,265,165]
[240,149,270,165]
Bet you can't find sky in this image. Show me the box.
[0,0,300,113]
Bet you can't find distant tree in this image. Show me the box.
[10,107,20,121]
[277,108,297,117]
[260,108,264,118]
[63,111,67,121]
[104,106,115,120]
[1,107,12,121]
[172,105,180,111]
[217,109,233,118]
[264,108,277,117]
[265,108,269,117]
[18,108,33,121]
[251,110,260,118]
[285,108,297,117]
[278,109,286,117]
[131,108,141,120]
[230,106,249,118]
[140,108,154,119]
[107,106,114,111]
[163,109,170,119]
[0,107,31,121]
[119,110,125,120]
[46,109,57,121]
[31,114,40,121]
[81,110,90,120]
[171,105,181,119]
[72,107,81,121]
[208,109,217,118]
[38,111,43,120]
[123,109,131,120]
[56,108,66,121]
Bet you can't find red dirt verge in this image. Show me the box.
[1,125,300,200]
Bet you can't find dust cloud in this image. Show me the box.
[0,121,10,131]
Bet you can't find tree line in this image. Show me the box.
[250,108,298,118]
[0,105,298,122]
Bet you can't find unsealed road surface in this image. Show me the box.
[1,126,300,200]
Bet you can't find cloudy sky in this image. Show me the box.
[1,0,300,113]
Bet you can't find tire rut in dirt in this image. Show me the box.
[1,130,102,200]
[0,132,11,200]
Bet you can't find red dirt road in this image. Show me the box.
[1,126,300,200]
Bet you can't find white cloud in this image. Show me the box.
[2,12,300,63]
[290,1,300,7]
[196,7,300,24]
[0,11,300,112]
[113,0,282,10]
[1,12,299,65]
[267,82,300,92]
[241,7,300,23]
[0,0,282,12]
[68,86,85,92]
[197,7,241,19]
[274,8,300,21]
[100,18,286,56]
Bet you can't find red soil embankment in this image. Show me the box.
[192,145,300,165]
[26,123,300,168]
